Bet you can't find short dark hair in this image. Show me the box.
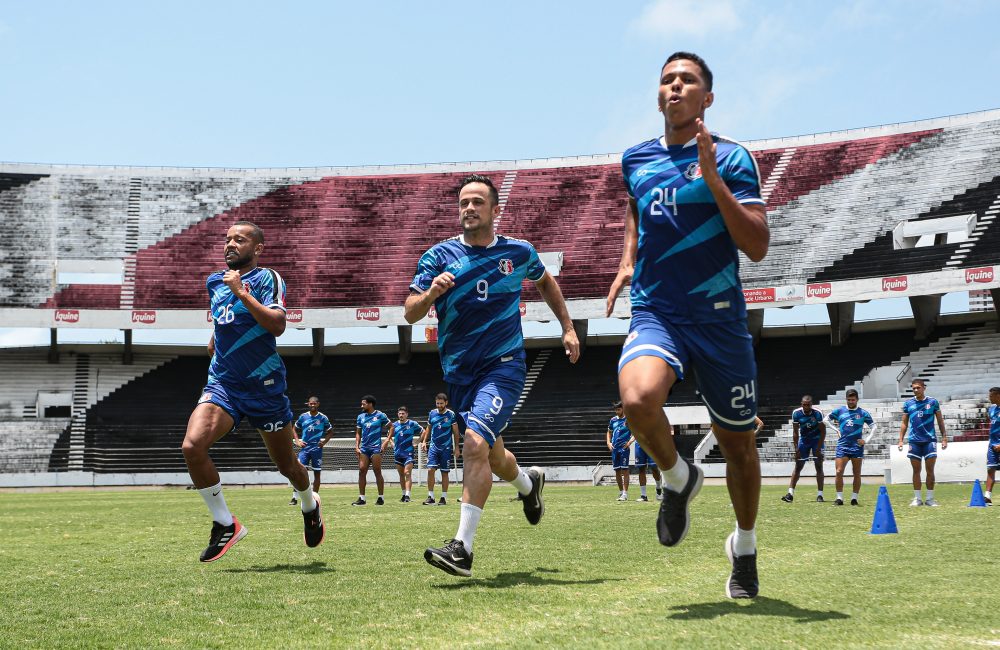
[801,395,813,402]
[397,405,408,413]
[435,392,449,402]
[663,51,713,91]
[990,386,1000,394]
[911,378,926,387]
[459,174,499,206]
[362,394,376,405]
[307,395,319,402]
[613,400,623,408]
[846,389,859,399]
[232,220,264,245]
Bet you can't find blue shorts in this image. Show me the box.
[611,447,630,470]
[427,445,454,472]
[359,445,382,459]
[394,449,414,467]
[836,444,864,459]
[908,440,937,460]
[986,445,999,469]
[797,440,823,461]
[634,444,656,468]
[297,444,323,471]
[198,382,292,433]
[449,353,526,448]
[619,309,758,432]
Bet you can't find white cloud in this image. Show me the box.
[631,0,742,39]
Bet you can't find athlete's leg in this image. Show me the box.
[404,462,413,493]
[987,467,996,493]
[651,465,662,483]
[715,426,760,531]
[619,356,679,471]
[182,402,235,488]
[835,457,848,493]
[358,455,371,497]
[622,468,630,494]
[638,466,648,487]
[851,457,863,495]
[910,457,923,491]
[924,456,936,490]
[462,431,493,509]
[789,457,806,489]
[442,467,450,494]
[815,453,825,491]
[312,470,321,493]
[372,453,385,495]
[259,423,310,492]
[615,469,624,492]
[427,468,437,494]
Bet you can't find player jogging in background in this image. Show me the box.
[384,406,422,502]
[353,395,390,506]
[782,395,826,503]
[982,386,999,505]
[290,396,333,504]
[828,388,875,506]
[406,174,581,577]
[607,401,633,501]
[633,441,662,502]
[181,221,324,562]
[420,393,461,506]
[605,52,769,599]
[897,378,947,507]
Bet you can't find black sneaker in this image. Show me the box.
[781,493,793,503]
[199,517,247,563]
[985,496,992,505]
[637,495,649,502]
[400,495,407,503]
[288,497,298,506]
[816,495,825,503]
[724,532,759,599]
[851,498,859,506]
[403,495,411,503]
[375,496,385,506]
[438,497,447,505]
[834,498,844,506]
[657,459,704,546]
[424,539,473,577]
[302,494,325,548]
[351,498,366,506]
[521,467,545,525]
[422,496,436,505]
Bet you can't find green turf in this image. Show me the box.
[0,483,996,648]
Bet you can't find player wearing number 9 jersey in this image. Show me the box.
[406,174,581,577]
[605,52,769,599]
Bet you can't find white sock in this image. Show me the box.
[985,490,992,499]
[788,487,795,495]
[661,457,689,492]
[297,488,316,513]
[836,492,844,500]
[358,494,366,502]
[404,490,410,497]
[914,490,922,500]
[428,490,435,498]
[640,485,647,497]
[441,491,447,500]
[817,490,823,497]
[378,492,384,498]
[510,467,533,495]
[655,478,662,490]
[198,482,234,526]
[455,503,483,553]
[851,492,859,501]
[733,525,756,556]
[926,489,934,500]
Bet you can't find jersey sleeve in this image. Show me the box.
[322,415,332,431]
[525,244,546,282]
[255,269,287,311]
[621,154,636,199]
[294,414,305,431]
[864,411,875,425]
[355,414,362,428]
[720,145,764,205]
[410,248,441,293]
[827,409,838,425]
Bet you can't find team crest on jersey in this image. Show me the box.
[498,259,514,275]
[624,331,639,346]
[683,162,702,181]
[243,281,252,294]
[198,393,212,404]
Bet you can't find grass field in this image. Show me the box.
[1,482,997,648]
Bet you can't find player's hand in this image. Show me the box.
[607,443,613,451]
[428,272,456,299]
[605,267,632,317]
[793,450,800,461]
[993,444,1000,454]
[317,441,325,448]
[455,449,461,459]
[897,443,903,451]
[941,439,947,449]
[222,269,246,297]
[562,327,581,363]
[858,438,865,446]
[694,119,721,185]
[354,446,361,456]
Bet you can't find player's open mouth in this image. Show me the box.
[669,95,682,104]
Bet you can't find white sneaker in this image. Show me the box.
[617,494,628,502]
[909,497,922,507]
[924,498,940,507]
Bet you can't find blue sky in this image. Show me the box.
[1,0,998,345]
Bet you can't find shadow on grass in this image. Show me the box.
[666,596,849,622]
[434,567,621,590]
[221,561,334,575]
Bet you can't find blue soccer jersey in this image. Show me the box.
[792,408,825,443]
[392,419,422,456]
[410,235,547,385]
[295,411,331,445]
[427,408,458,449]
[206,266,288,397]
[622,135,763,324]
[609,415,632,449]
[828,406,874,445]
[356,410,390,448]
[902,397,941,443]
[989,405,1000,447]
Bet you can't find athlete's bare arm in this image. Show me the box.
[605,198,639,317]
[222,270,286,336]
[534,271,581,363]
[404,273,455,324]
[936,410,948,448]
[898,413,909,450]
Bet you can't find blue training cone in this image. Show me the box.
[869,485,898,535]
[968,479,987,508]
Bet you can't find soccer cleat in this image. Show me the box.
[375,496,385,506]
[438,497,447,506]
[617,494,628,502]
[521,467,545,525]
[400,495,407,503]
[724,533,759,599]
[924,498,940,507]
[302,494,325,548]
[637,495,649,502]
[781,493,793,503]
[351,498,366,506]
[656,489,663,501]
[909,497,923,507]
[422,496,436,505]
[424,539,473,577]
[834,498,844,506]
[816,495,825,503]
[657,459,704,547]
[288,497,298,506]
[403,495,411,503]
[199,517,247,563]
[851,499,859,506]
[985,496,993,505]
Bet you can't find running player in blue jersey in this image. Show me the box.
[607,401,634,501]
[181,221,324,562]
[897,379,948,507]
[605,52,768,599]
[406,174,581,577]
[419,393,461,506]
[828,389,876,506]
[782,396,827,503]
[383,405,423,502]
[984,386,1000,505]
[633,441,663,502]
[290,396,333,503]
[353,395,390,506]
